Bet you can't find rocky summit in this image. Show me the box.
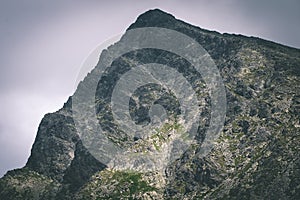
[1,9,299,200]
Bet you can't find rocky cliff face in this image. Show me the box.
[1,9,299,200]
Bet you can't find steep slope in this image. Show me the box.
[1,9,299,200]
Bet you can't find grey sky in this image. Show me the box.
[0,0,299,177]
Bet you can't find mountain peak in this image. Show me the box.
[138,9,175,20]
[141,8,173,16]
[1,9,300,200]
[128,9,176,30]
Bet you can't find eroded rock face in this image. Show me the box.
[1,9,300,200]
[26,110,78,182]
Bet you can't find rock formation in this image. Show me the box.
[1,9,299,200]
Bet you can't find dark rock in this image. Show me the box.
[1,9,299,200]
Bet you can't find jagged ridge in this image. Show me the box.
[1,9,299,200]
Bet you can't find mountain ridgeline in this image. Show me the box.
[1,9,299,199]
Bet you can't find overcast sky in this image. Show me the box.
[0,0,299,178]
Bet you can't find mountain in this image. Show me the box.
[1,9,299,199]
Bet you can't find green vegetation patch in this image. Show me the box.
[78,170,158,199]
